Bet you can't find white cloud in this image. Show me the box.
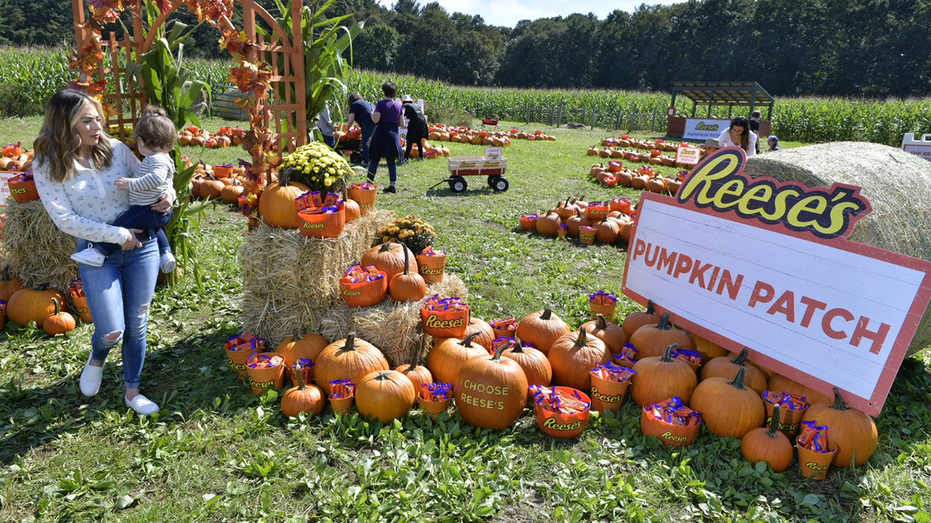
[373,0,686,27]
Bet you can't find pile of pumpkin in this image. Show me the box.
[338,241,446,307]
[427,124,556,145]
[190,162,254,203]
[587,145,687,169]
[589,163,685,194]
[0,273,91,336]
[398,138,449,159]
[520,195,636,246]
[0,142,33,172]
[601,136,687,152]
[178,126,245,148]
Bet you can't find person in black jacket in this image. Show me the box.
[401,94,428,161]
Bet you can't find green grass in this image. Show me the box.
[1,116,931,522]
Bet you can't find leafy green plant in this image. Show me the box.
[128,10,212,286]
[266,0,363,139]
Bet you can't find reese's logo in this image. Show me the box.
[677,148,872,239]
[694,122,721,131]
[591,386,624,403]
[424,314,464,330]
[661,431,689,442]
[542,417,583,431]
[805,461,830,471]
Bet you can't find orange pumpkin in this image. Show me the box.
[741,405,793,472]
[535,211,561,237]
[464,317,495,352]
[361,242,418,281]
[580,314,627,355]
[691,367,765,438]
[277,332,329,367]
[427,332,487,385]
[700,348,768,395]
[258,171,310,228]
[388,247,427,302]
[501,340,552,386]
[621,300,659,339]
[628,312,693,359]
[7,286,67,327]
[394,339,433,404]
[801,388,878,467]
[515,308,571,355]
[0,268,23,302]
[547,327,610,391]
[314,334,389,395]
[42,297,76,335]
[631,343,697,405]
[280,362,326,417]
[356,370,416,423]
[455,343,528,430]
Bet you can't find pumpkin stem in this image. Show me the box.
[660,343,678,362]
[375,371,391,381]
[293,361,307,390]
[51,297,61,316]
[462,331,481,346]
[657,312,671,331]
[343,333,356,350]
[540,308,553,321]
[280,168,291,187]
[830,387,850,411]
[646,300,655,315]
[575,327,588,347]
[575,209,582,218]
[731,348,750,366]
[402,244,410,276]
[379,242,392,253]
[729,367,748,390]
[511,339,525,353]
[491,341,511,361]
[767,404,782,437]
[595,314,607,329]
[408,336,425,372]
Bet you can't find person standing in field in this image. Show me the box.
[367,81,404,194]
[401,94,429,161]
[33,89,174,415]
[718,116,758,157]
[346,93,375,165]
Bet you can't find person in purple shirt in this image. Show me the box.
[367,81,404,193]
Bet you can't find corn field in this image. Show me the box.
[2,46,930,146]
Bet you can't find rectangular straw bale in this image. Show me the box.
[0,200,78,293]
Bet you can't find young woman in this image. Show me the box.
[366,81,404,193]
[718,116,758,157]
[346,93,375,165]
[33,89,174,415]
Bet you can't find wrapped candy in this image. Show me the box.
[329,379,356,399]
[295,190,342,212]
[421,295,470,338]
[798,420,831,453]
[418,245,445,257]
[763,390,809,411]
[341,264,386,283]
[670,348,702,369]
[644,396,702,427]
[69,279,85,299]
[614,343,639,367]
[590,362,636,383]
[420,382,452,402]
[224,333,265,352]
[588,290,616,306]
[529,385,591,415]
[489,317,518,337]
[246,353,284,369]
[349,181,376,191]
[520,214,539,231]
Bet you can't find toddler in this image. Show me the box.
[70,111,177,272]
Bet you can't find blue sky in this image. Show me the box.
[375,0,687,28]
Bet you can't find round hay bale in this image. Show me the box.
[745,142,931,356]
[0,200,77,293]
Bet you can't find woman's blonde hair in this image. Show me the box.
[34,89,113,183]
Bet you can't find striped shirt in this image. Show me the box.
[127,151,175,205]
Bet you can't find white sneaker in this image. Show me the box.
[125,394,160,415]
[79,355,104,397]
[160,251,176,274]
[71,247,106,267]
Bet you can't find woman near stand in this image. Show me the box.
[33,89,174,415]
[366,81,404,194]
[718,116,758,157]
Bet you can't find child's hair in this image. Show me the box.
[381,81,397,98]
[135,114,177,151]
[142,104,168,118]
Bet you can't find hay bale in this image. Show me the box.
[239,210,394,344]
[0,200,78,292]
[317,274,469,366]
[746,142,931,355]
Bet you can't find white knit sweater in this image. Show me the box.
[34,139,142,245]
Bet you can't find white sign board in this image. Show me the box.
[683,118,730,141]
[675,146,702,167]
[902,133,931,162]
[623,192,931,415]
[0,172,15,209]
[484,147,503,160]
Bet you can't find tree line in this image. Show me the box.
[2,0,929,98]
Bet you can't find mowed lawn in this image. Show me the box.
[0,115,929,522]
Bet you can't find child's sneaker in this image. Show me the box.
[160,251,176,274]
[71,247,106,267]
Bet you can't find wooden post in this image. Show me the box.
[556,102,562,127]
[615,106,623,130]
[590,107,596,130]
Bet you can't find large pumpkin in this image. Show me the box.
[277,332,329,367]
[355,370,416,423]
[631,343,697,405]
[621,300,659,339]
[516,308,571,355]
[547,328,611,391]
[314,334,389,395]
[691,367,765,439]
[394,338,433,404]
[258,171,309,229]
[7,286,67,327]
[0,267,23,302]
[280,362,325,417]
[767,374,833,405]
[464,317,495,352]
[701,348,768,394]
[388,247,427,302]
[740,405,793,472]
[535,211,561,237]
[580,314,627,355]
[426,332,487,385]
[801,388,878,467]
[455,344,528,430]
[361,242,418,281]
[628,312,693,359]
[501,340,552,386]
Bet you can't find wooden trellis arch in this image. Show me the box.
[70,0,308,153]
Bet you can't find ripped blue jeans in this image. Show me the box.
[77,236,159,389]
